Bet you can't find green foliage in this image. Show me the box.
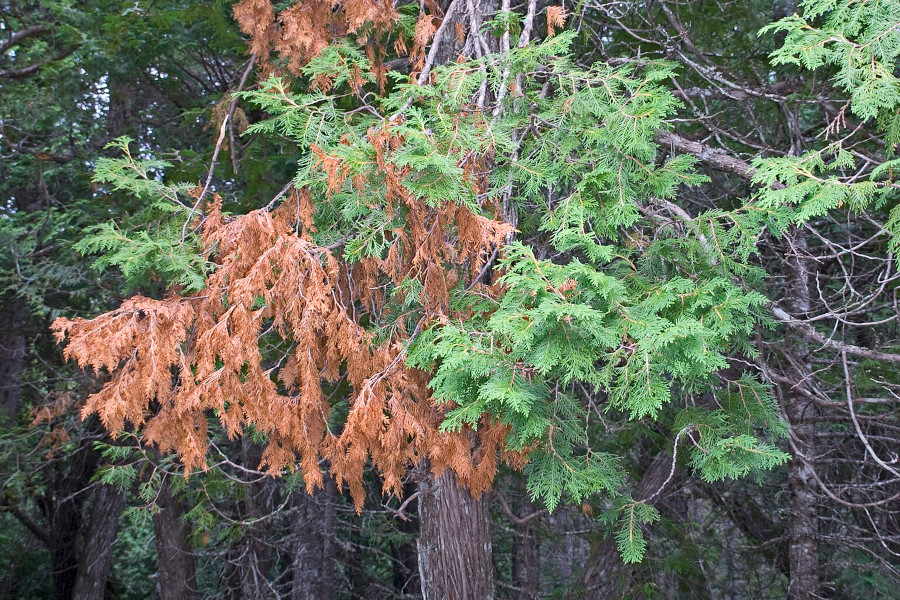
[689,435,789,482]
[109,513,156,600]
[77,137,211,292]
[232,34,792,561]
[610,501,661,564]
[761,0,900,122]
[755,0,900,244]
[0,512,52,599]
[398,43,786,552]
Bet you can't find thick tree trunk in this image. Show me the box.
[0,294,29,421]
[154,479,197,600]
[783,228,819,600]
[418,468,494,600]
[72,485,127,600]
[415,0,500,595]
[291,479,337,600]
[786,408,819,600]
[49,496,82,600]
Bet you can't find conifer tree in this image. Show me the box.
[53,0,796,592]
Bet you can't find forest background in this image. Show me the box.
[2,0,899,599]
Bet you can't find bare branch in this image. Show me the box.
[771,304,900,363]
[0,25,50,54]
[655,130,786,189]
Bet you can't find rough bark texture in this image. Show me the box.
[783,228,819,600]
[72,485,126,600]
[418,468,494,600]
[48,493,82,600]
[415,0,500,597]
[0,293,29,421]
[154,480,197,600]
[291,479,337,600]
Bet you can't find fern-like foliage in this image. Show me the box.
[77,137,211,292]
[755,0,900,244]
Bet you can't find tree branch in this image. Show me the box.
[1,503,51,546]
[0,46,77,80]
[655,130,785,189]
[0,25,50,54]
[771,304,900,363]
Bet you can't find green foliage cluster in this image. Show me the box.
[754,0,900,243]
[10,0,899,595]
[79,137,211,292]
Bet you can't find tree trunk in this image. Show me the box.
[72,485,127,600]
[154,479,197,600]
[414,0,502,595]
[0,293,29,422]
[291,478,337,600]
[417,468,494,600]
[49,495,82,600]
[783,228,819,600]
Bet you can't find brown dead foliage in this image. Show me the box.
[546,6,568,37]
[55,121,520,508]
[233,0,397,75]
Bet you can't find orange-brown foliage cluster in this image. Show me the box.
[233,0,397,74]
[54,121,520,508]
[546,6,568,37]
[406,0,446,76]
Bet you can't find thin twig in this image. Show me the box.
[842,350,900,479]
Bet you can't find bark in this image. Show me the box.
[770,305,900,363]
[49,493,82,600]
[782,228,819,600]
[154,480,197,600]
[654,131,790,191]
[415,0,500,596]
[0,293,29,422]
[418,468,494,600]
[291,479,337,600]
[72,485,127,600]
